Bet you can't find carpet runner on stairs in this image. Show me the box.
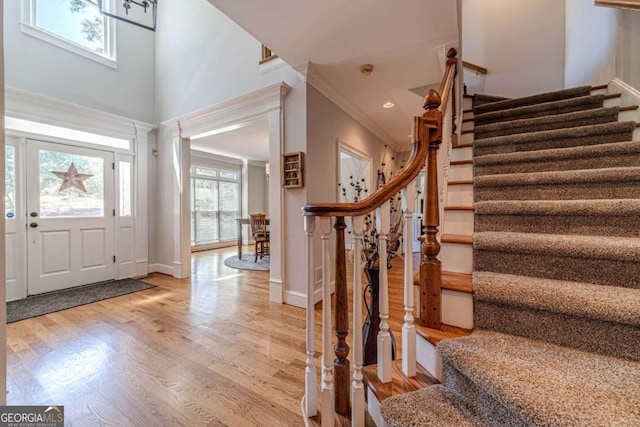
[380,86,640,426]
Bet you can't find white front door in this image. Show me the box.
[25,140,115,295]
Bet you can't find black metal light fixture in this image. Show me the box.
[97,0,157,31]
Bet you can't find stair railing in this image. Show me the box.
[302,48,457,426]
[420,47,458,330]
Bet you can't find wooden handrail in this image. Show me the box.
[462,60,488,75]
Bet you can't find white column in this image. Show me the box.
[304,216,317,417]
[267,106,284,303]
[402,183,417,377]
[351,216,365,427]
[172,134,191,279]
[319,217,335,427]
[134,129,150,276]
[377,200,392,383]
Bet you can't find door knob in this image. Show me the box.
[30,212,38,217]
[29,222,38,228]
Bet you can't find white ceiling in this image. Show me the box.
[190,117,269,161]
[209,0,459,149]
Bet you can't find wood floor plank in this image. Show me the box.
[7,245,423,426]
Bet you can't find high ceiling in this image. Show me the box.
[209,0,459,150]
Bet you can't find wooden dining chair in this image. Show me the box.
[249,214,270,262]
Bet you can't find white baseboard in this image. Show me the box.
[269,278,283,304]
[148,263,174,276]
[284,290,307,308]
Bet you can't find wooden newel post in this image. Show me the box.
[420,90,443,329]
[333,216,350,416]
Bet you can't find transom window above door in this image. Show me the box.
[21,0,116,68]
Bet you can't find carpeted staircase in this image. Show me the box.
[380,86,640,426]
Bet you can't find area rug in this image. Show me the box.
[6,278,156,323]
[223,253,270,271]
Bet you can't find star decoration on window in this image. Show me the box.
[51,163,93,193]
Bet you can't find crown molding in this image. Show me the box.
[162,82,291,138]
[5,87,155,139]
[305,65,402,151]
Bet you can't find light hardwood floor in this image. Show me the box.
[7,246,415,426]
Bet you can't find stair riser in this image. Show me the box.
[367,388,388,427]
[619,109,637,121]
[461,121,474,132]
[416,336,443,381]
[474,109,618,140]
[447,184,474,206]
[474,97,605,127]
[603,97,622,108]
[462,97,473,110]
[452,146,473,161]
[474,152,640,176]
[475,214,640,237]
[444,210,474,235]
[440,242,473,274]
[441,364,526,426]
[442,289,474,329]
[474,180,640,202]
[474,131,634,157]
[460,132,474,145]
[449,163,473,181]
[474,301,640,361]
[474,250,640,288]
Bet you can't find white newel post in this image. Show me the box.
[351,215,365,427]
[319,217,335,427]
[402,182,417,377]
[377,200,392,383]
[304,216,317,417]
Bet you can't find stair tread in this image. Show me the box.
[450,159,473,165]
[474,231,640,262]
[444,205,474,211]
[474,104,617,138]
[475,199,640,216]
[474,166,640,187]
[620,105,639,111]
[591,84,608,91]
[438,331,640,426]
[604,92,622,100]
[416,323,472,346]
[362,359,438,403]
[448,180,473,185]
[380,384,480,427]
[473,86,592,116]
[474,272,640,327]
[453,142,473,148]
[461,129,474,135]
[474,140,640,168]
[474,96,611,131]
[441,234,473,245]
[461,117,474,123]
[413,271,473,293]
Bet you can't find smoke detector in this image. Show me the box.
[360,64,374,76]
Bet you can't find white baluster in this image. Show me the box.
[319,217,335,427]
[377,200,392,383]
[351,215,365,427]
[402,183,417,377]
[304,216,318,417]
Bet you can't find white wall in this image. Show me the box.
[565,0,618,87]
[306,84,388,294]
[462,0,566,97]
[617,9,640,90]
[3,1,155,123]
[247,163,267,216]
[0,0,7,403]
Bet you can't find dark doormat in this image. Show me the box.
[6,278,157,323]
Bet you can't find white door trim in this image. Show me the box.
[161,82,291,302]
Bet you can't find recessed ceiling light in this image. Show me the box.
[383,102,395,109]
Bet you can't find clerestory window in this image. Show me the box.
[21,0,116,68]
